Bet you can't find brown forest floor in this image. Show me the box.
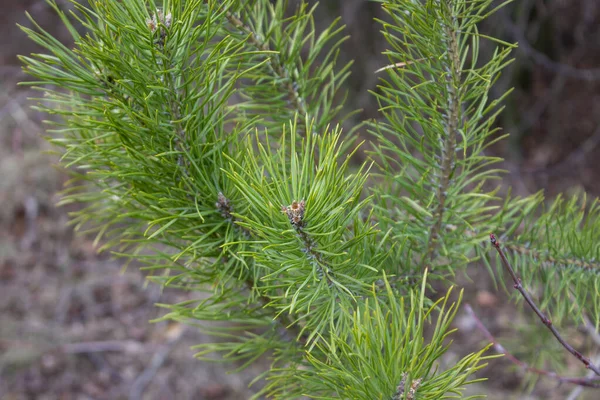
[2,1,600,399]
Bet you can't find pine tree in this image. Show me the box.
[19,0,600,398]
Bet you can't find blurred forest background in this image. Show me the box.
[2,0,600,399]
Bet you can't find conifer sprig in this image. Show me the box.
[224,121,383,346]
[222,0,353,135]
[19,0,307,365]
[293,274,492,399]
[370,0,513,277]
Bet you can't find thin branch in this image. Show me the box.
[129,325,186,400]
[61,340,144,354]
[464,304,600,388]
[567,355,600,400]
[583,315,600,348]
[503,72,567,145]
[502,11,600,82]
[566,315,600,398]
[490,233,600,377]
[519,120,600,178]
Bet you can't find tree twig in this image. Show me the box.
[62,340,144,354]
[465,303,600,388]
[582,315,600,348]
[567,354,600,399]
[566,315,600,398]
[128,325,186,400]
[490,233,600,377]
[501,10,600,82]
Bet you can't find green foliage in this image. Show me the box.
[225,122,382,343]
[296,275,492,399]
[369,0,514,278]
[222,0,353,135]
[19,0,600,398]
[485,192,600,327]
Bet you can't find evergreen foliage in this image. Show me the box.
[296,276,491,399]
[485,193,600,327]
[19,0,600,398]
[369,0,513,278]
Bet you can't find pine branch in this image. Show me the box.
[224,124,380,347]
[220,0,352,135]
[292,275,492,399]
[222,8,308,121]
[156,10,193,181]
[490,233,600,377]
[370,0,513,278]
[281,199,335,286]
[19,0,564,398]
[504,242,600,273]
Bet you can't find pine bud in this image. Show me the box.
[281,200,306,229]
[216,192,233,220]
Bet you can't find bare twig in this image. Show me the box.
[505,73,567,145]
[520,120,600,177]
[583,315,600,348]
[566,315,600,397]
[490,233,600,377]
[567,354,600,400]
[465,304,600,388]
[129,325,186,400]
[62,340,144,354]
[502,13,600,82]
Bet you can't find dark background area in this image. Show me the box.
[1,0,600,399]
